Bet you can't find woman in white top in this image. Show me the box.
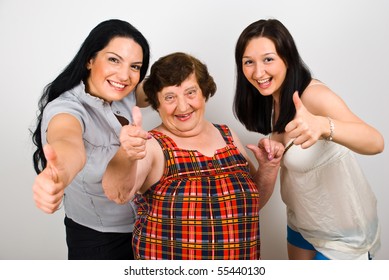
[233,18,384,259]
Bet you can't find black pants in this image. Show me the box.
[64,216,134,260]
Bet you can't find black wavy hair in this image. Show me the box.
[32,19,150,173]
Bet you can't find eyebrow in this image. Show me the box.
[184,85,197,91]
[106,51,143,64]
[242,52,277,58]
[161,85,197,96]
[106,51,122,59]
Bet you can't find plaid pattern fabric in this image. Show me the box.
[133,124,260,259]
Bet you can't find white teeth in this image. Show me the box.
[110,81,125,88]
[258,78,270,84]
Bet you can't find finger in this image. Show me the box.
[132,106,142,127]
[266,140,275,160]
[247,143,272,161]
[33,178,64,213]
[261,138,274,160]
[292,91,302,111]
[285,120,294,133]
[35,198,63,214]
[274,144,285,158]
[246,144,260,156]
[43,144,59,183]
[121,126,150,143]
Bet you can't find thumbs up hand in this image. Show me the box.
[284,91,323,149]
[119,106,150,160]
[32,144,65,214]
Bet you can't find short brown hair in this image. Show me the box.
[143,52,216,110]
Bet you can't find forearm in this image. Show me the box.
[49,140,86,186]
[45,113,86,186]
[253,164,280,210]
[102,147,138,204]
[321,117,384,155]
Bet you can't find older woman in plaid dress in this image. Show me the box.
[103,52,284,259]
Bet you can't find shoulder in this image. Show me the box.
[45,84,88,116]
[145,128,166,165]
[43,92,87,132]
[301,79,346,116]
[303,79,332,96]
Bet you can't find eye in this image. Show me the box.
[243,59,253,66]
[164,95,175,103]
[108,57,120,63]
[264,57,274,63]
[131,64,142,71]
[186,89,197,98]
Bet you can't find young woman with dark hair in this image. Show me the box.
[234,18,384,260]
[31,19,150,259]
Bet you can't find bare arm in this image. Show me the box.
[286,86,384,155]
[231,129,284,210]
[102,145,143,204]
[102,107,155,204]
[32,113,86,213]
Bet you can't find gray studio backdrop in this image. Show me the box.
[0,0,388,259]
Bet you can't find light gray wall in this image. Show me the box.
[0,0,388,260]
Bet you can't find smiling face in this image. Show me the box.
[157,73,207,137]
[242,37,287,100]
[85,37,143,103]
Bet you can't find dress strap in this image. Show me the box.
[149,130,177,150]
[213,124,234,145]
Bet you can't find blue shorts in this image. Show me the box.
[287,226,330,260]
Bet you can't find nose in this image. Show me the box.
[253,63,266,79]
[176,95,189,111]
[117,64,140,82]
[116,66,130,82]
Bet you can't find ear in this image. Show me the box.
[86,58,93,70]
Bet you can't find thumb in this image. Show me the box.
[131,106,142,127]
[292,91,303,111]
[43,144,59,183]
[246,144,260,158]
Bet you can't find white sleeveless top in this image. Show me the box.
[280,139,380,259]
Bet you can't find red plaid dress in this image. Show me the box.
[132,124,260,259]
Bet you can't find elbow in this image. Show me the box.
[112,197,130,205]
[103,187,131,205]
[359,133,385,155]
[372,134,385,155]
[103,187,119,203]
[102,180,129,205]
[378,135,385,153]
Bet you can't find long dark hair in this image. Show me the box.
[32,19,150,174]
[234,19,311,135]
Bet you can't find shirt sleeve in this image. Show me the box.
[41,95,88,145]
